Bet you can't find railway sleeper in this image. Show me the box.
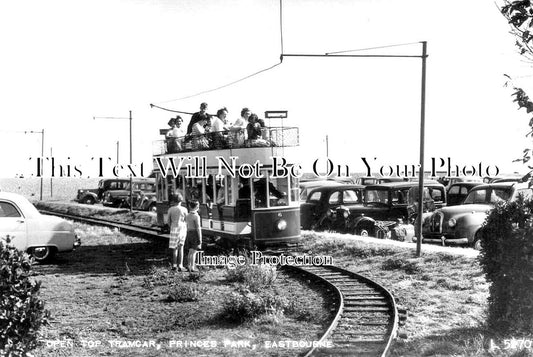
[314,348,383,357]
[344,301,389,307]
[334,330,389,336]
[344,294,387,301]
[344,306,390,312]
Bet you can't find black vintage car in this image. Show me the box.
[342,182,447,237]
[300,184,364,230]
[446,182,482,206]
[102,178,156,209]
[76,178,131,204]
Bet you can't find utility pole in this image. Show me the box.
[282,41,429,255]
[93,111,133,212]
[416,41,428,257]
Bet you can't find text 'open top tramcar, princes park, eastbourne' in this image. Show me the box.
[152,111,301,248]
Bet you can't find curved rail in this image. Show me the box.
[40,208,398,356]
[293,265,398,357]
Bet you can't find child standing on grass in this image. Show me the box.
[167,193,188,271]
[185,201,202,272]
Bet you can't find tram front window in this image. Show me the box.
[252,177,288,208]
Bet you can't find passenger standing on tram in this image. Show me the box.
[185,201,202,272]
[167,193,188,271]
[187,102,209,135]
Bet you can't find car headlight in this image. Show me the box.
[326,209,333,217]
[343,210,349,219]
[276,219,287,231]
[448,218,457,228]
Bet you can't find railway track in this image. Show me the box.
[40,208,400,356]
[289,265,398,357]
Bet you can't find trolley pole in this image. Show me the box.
[416,41,428,257]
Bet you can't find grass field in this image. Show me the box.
[15,199,533,356]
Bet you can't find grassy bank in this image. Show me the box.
[300,232,532,357]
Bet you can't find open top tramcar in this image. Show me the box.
[152,123,301,248]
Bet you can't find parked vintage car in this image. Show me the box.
[342,182,446,238]
[421,182,533,249]
[299,180,339,202]
[354,176,406,186]
[300,184,364,230]
[102,178,156,209]
[446,182,482,206]
[76,178,131,204]
[0,192,80,262]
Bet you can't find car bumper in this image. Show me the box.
[73,235,81,249]
[424,236,468,244]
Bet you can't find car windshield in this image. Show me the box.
[463,188,512,205]
[365,189,389,205]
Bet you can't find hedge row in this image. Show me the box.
[479,197,533,333]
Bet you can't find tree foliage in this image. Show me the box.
[502,1,533,166]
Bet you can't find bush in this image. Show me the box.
[225,264,277,292]
[166,283,204,302]
[0,243,48,356]
[222,288,289,322]
[479,198,533,333]
[381,258,421,274]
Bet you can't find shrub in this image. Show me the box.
[381,258,421,274]
[221,288,289,322]
[166,283,203,302]
[479,198,533,334]
[142,266,174,289]
[225,264,277,292]
[0,243,48,356]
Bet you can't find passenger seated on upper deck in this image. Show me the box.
[191,113,210,150]
[166,116,185,153]
[246,113,269,147]
[209,108,229,149]
[228,107,249,148]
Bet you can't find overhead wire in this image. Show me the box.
[325,41,422,55]
[152,1,286,107]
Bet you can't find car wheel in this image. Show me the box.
[149,204,157,213]
[85,197,95,205]
[31,246,55,263]
[473,231,482,250]
[358,229,369,237]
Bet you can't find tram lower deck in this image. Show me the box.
[153,144,301,248]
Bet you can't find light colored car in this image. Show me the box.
[0,192,80,262]
[421,182,532,249]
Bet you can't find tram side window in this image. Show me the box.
[226,178,234,205]
[156,174,164,201]
[290,176,299,203]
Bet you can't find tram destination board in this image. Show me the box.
[264,110,288,119]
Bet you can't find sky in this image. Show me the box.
[0,0,531,179]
